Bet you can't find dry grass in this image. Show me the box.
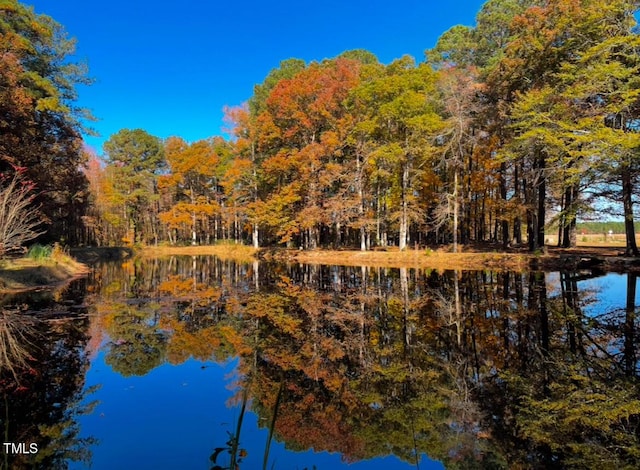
[131,238,640,271]
[141,244,528,270]
[548,233,634,248]
[276,241,640,271]
[139,244,258,263]
[0,250,89,292]
[277,247,532,271]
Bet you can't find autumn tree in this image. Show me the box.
[339,58,386,250]
[249,58,306,117]
[214,59,309,248]
[83,149,110,245]
[433,67,485,251]
[427,0,536,248]
[255,58,363,248]
[84,3,640,252]
[0,0,92,245]
[223,105,261,247]
[350,57,443,250]
[159,137,219,245]
[103,129,165,245]
[427,0,640,252]
[555,2,640,254]
[496,0,640,250]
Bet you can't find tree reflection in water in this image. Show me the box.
[0,284,98,470]
[0,311,39,380]
[88,256,640,468]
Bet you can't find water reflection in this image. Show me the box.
[7,256,640,469]
[0,284,97,470]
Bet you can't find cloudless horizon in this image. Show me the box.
[26,0,486,155]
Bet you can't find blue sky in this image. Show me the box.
[27,1,486,154]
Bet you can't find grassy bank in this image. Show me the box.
[139,244,258,263]
[0,245,89,292]
[278,248,531,271]
[139,242,637,271]
[71,241,640,272]
[263,246,638,271]
[4,240,630,293]
[137,243,531,270]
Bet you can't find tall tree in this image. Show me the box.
[103,129,165,245]
[256,58,362,248]
[249,58,306,117]
[557,3,640,254]
[159,137,219,245]
[0,0,92,244]
[223,105,262,247]
[351,57,443,250]
[435,67,484,251]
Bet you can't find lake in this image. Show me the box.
[1,256,639,469]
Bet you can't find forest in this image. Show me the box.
[2,0,640,255]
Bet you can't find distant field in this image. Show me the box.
[546,233,636,247]
[576,222,640,233]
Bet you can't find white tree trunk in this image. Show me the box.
[399,165,409,251]
[453,170,459,253]
[252,224,259,248]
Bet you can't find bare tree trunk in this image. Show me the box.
[188,185,196,245]
[536,152,547,250]
[622,167,639,255]
[399,165,409,251]
[454,270,461,346]
[252,224,259,248]
[357,147,367,252]
[453,169,459,253]
[499,161,510,247]
[514,161,522,244]
[251,146,260,248]
[562,184,577,248]
[234,209,239,244]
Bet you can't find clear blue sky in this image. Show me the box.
[27,0,486,154]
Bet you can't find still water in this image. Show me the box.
[1,256,640,469]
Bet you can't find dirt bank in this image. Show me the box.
[260,245,639,272]
[68,244,640,272]
[138,244,257,262]
[0,256,89,293]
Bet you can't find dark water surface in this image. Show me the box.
[1,256,640,469]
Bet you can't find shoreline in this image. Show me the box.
[1,241,634,295]
[261,247,632,271]
[262,247,529,271]
[0,256,89,293]
[141,243,640,272]
[62,244,640,273]
[138,244,258,263]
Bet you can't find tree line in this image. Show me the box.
[3,0,640,254]
[0,1,90,253]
